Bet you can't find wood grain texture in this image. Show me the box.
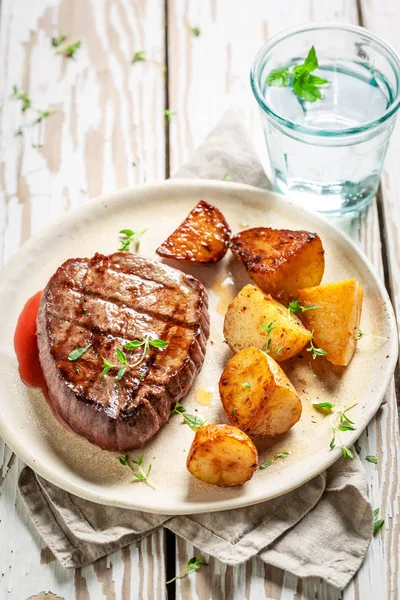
[1,0,400,599]
[0,0,167,598]
[359,0,400,337]
[167,1,400,599]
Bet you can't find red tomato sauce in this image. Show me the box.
[14,291,47,392]
[14,291,77,435]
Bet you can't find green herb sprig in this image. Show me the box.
[373,508,385,536]
[166,556,208,585]
[118,454,155,489]
[101,337,168,380]
[313,401,335,412]
[118,228,147,252]
[171,402,206,431]
[259,460,273,470]
[366,455,378,464]
[355,328,389,343]
[101,349,128,380]
[132,50,146,63]
[51,34,68,48]
[259,451,289,470]
[287,299,321,316]
[164,109,175,122]
[68,346,89,361]
[11,85,32,111]
[124,335,168,370]
[266,46,329,103]
[11,85,55,131]
[55,40,81,58]
[307,330,327,360]
[261,321,276,354]
[329,403,358,460]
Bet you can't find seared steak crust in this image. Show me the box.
[37,252,209,451]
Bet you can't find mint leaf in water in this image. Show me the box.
[265,45,328,103]
[265,66,290,87]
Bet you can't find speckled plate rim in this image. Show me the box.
[0,179,398,514]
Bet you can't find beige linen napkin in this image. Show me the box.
[18,108,373,590]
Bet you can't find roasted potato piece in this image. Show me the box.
[224,284,310,361]
[219,347,302,437]
[230,227,325,300]
[298,279,363,366]
[186,424,258,487]
[156,200,231,263]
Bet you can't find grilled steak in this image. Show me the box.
[37,252,209,451]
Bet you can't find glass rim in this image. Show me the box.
[250,22,400,137]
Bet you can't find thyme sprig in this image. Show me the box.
[11,85,55,128]
[101,337,168,379]
[166,556,207,584]
[124,335,168,369]
[171,402,206,431]
[355,328,389,343]
[118,228,147,252]
[373,508,385,536]
[259,451,290,470]
[307,330,327,359]
[261,321,276,354]
[329,403,358,460]
[287,299,321,316]
[55,40,82,57]
[118,454,155,489]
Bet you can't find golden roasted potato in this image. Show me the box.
[230,227,325,300]
[298,278,364,366]
[186,424,258,487]
[156,200,231,263]
[224,284,310,361]
[219,347,302,437]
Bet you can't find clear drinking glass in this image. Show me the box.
[250,23,400,214]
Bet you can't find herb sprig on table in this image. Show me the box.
[373,508,385,536]
[11,85,55,130]
[55,40,82,58]
[265,46,329,102]
[166,556,208,584]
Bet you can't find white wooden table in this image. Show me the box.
[1,1,399,598]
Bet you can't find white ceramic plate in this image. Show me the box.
[0,180,397,514]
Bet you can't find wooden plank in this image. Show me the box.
[0,0,167,598]
[359,0,400,338]
[167,1,399,598]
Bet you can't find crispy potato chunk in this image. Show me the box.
[230,227,325,300]
[186,424,258,487]
[219,347,302,437]
[156,200,231,263]
[224,284,310,361]
[298,279,363,366]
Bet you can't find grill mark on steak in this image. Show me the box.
[37,252,209,451]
